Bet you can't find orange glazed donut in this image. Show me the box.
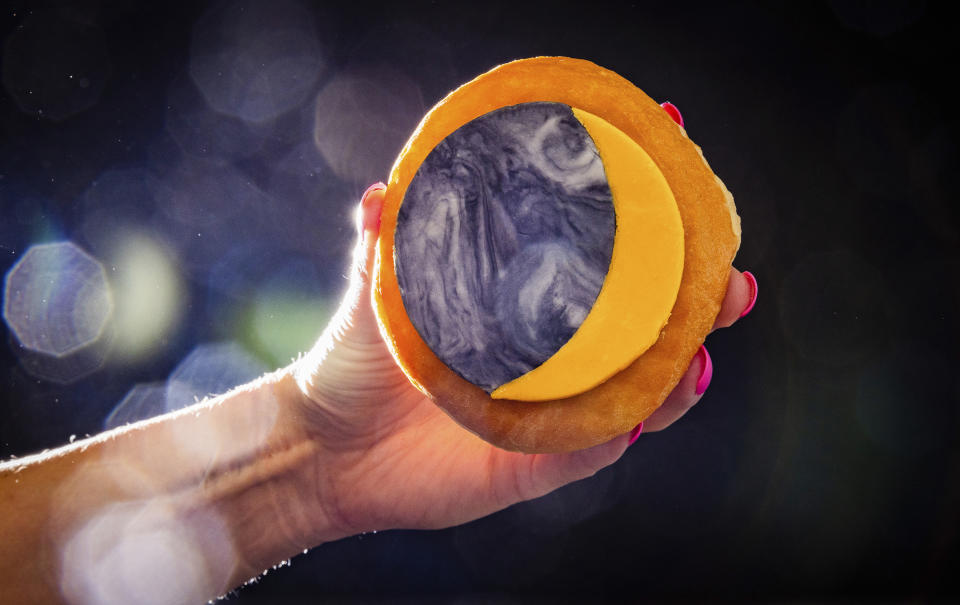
[373,57,740,453]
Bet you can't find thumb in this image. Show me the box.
[295,183,393,410]
[351,182,386,293]
[332,182,387,345]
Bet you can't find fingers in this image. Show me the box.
[641,345,712,432]
[659,101,757,331]
[712,267,758,331]
[640,268,757,433]
[659,101,684,127]
[494,341,701,501]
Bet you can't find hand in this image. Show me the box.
[0,184,756,605]
[290,183,758,537]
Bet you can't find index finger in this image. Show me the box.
[711,267,758,331]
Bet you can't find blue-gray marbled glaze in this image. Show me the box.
[394,102,615,393]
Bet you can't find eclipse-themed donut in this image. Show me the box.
[373,57,741,453]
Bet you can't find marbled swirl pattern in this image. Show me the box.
[395,102,615,392]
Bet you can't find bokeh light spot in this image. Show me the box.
[104,382,166,430]
[165,71,265,163]
[162,342,278,469]
[4,241,113,357]
[108,234,184,362]
[313,66,424,184]
[80,168,160,255]
[248,293,329,366]
[164,342,267,413]
[151,160,276,277]
[241,260,330,365]
[189,0,325,123]
[7,333,113,385]
[59,499,235,605]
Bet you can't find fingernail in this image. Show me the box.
[360,182,386,231]
[660,101,684,127]
[695,345,713,395]
[740,271,758,318]
[628,422,644,446]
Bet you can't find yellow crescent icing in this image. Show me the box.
[490,107,684,401]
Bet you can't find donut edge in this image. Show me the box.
[373,57,741,453]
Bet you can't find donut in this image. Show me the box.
[373,57,740,453]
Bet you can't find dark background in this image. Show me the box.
[2,0,958,601]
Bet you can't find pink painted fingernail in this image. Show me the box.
[740,271,758,318]
[628,422,644,445]
[695,345,713,395]
[660,101,684,127]
[360,182,386,231]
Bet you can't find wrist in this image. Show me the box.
[0,368,351,604]
[191,367,351,585]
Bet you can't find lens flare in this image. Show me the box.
[104,382,167,430]
[313,66,424,184]
[152,160,274,277]
[80,168,160,256]
[165,71,264,162]
[104,348,279,477]
[59,499,235,605]
[163,343,278,471]
[4,241,113,357]
[248,293,329,364]
[164,342,267,413]
[243,260,330,365]
[108,234,184,362]
[189,0,325,123]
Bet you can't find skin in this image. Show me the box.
[0,186,752,604]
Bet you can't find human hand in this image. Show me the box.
[288,183,758,539]
[0,183,755,605]
[0,97,755,602]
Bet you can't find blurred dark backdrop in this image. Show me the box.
[2,0,958,601]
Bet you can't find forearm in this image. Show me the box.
[0,368,340,604]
